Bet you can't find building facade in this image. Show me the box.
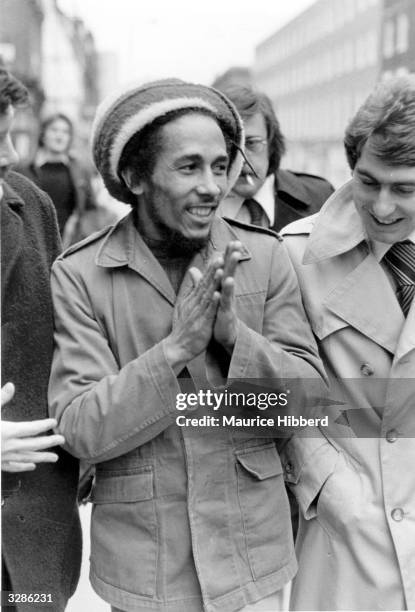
[0,0,99,161]
[254,0,382,187]
[381,0,415,77]
[0,0,45,159]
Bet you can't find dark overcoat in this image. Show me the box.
[272,168,334,231]
[1,171,82,611]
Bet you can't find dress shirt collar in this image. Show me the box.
[217,174,275,226]
[372,229,415,262]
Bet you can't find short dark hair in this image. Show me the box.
[344,75,415,169]
[0,68,29,114]
[39,112,73,149]
[118,107,234,206]
[214,84,286,174]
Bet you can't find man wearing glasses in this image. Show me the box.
[216,84,333,231]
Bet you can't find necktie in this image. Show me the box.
[244,198,264,227]
[383,240,415,316]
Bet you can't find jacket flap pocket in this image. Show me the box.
[236,444,283,480]
[91,469,153,503]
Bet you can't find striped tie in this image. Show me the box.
[383,240,415,316]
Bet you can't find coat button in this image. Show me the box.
[360,363,374,376]
[391,508,404,522]
[386,429,398,443]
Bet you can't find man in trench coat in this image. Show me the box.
[281,75,415,610]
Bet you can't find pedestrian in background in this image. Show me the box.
[1,68,82,610]
[215,84,334,231]
[18,112,117,247]
[281,75,415,611]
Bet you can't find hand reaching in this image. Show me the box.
[1,382,65,473]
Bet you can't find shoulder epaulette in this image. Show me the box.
[281,214,317,237]
[223,217,283,241]
[59,225,113,259]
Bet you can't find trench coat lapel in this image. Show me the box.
[1,183,25,296]
[303,183,404,354]
[323,253,404,355]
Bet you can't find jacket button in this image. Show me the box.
[391,508,404,522]
[360,363,374,376]
[386,429,398,443]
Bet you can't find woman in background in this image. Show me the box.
[19,112,117,246]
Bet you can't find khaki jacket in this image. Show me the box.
[49,214,324,612]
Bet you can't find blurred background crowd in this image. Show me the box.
[1,0,415,209]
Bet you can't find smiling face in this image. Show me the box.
[352,139,415,244]
[131,113,229,251]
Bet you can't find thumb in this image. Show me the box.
[1,382,15,407]
[187,266,203,287]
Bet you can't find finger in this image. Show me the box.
[223,242,242,279]
[199,264,226,309]
[196,256,224,295]
[4,418,59,438]
[187,266,203,288]
[1,382,15,407]
[190,260,223,311]
[225,252,241,280]
[2,461,36,473]
[6,434,65,452]
[204,290,221,320]
[3,451,59,464]
[220,277,235,310]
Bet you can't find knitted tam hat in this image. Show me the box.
[91,78,244,203]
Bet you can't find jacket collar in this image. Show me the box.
[277,168,315,208]
[303,180,366,264]
[95,213,251,305]
[2,178,26,210]
[1,180,26,295]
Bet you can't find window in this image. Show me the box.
[383,20,395,58]
[396,13,409,54]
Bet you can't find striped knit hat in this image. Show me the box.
[91,78,244,203]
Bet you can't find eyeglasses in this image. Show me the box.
[245,138,268,154]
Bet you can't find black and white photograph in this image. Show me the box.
[1,1,415,611]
